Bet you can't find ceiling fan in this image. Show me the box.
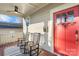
[0,5,23,15]
[7,5,23,15]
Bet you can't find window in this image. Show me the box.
[61,13,67,23]
[56,14,61,24]
[67,11,74,22]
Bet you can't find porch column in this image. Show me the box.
[23,17,30,41]
[23,18,27,41]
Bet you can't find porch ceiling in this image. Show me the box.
[0,3,63,17]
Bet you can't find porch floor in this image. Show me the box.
[0,42,57,56]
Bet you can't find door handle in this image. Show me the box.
[75,30,78,42]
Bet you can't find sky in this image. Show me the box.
[0,14,21,23]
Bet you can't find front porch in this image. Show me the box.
[0,42,57,56]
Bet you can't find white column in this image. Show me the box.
[23,18,28,41]
[23,18,27,35]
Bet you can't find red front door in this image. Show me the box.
[54,11,66,55]
[65,22,77,56]
[66,17,79,56]
[54,5,79,56]
[55,22,66,54]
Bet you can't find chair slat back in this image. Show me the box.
[32,33,40,44]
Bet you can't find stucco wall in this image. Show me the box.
[27,3,79,53]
